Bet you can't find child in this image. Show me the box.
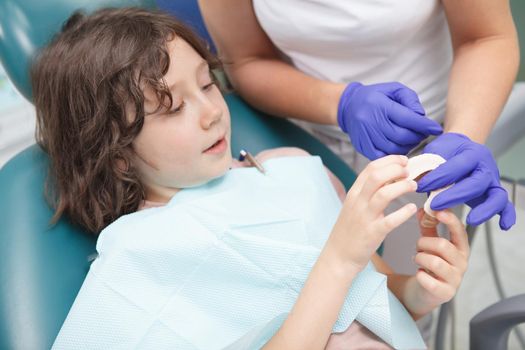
[32,8,469,349]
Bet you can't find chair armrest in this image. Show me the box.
[470,294,525,350]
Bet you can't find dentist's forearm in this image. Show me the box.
[444,36,520,143]
[262,236,361,350]
[199,0,345,126]
[227,58,345,125]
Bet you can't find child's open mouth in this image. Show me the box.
[203,137,227,154]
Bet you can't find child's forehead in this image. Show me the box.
[161,38,209,84]
[140,38,210,112]
[167,38,206,67]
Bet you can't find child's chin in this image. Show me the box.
[216,152,233,173]
[212,160,233,179]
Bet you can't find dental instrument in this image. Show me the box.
[239,149,266,174]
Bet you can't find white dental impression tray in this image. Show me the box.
[406,153,450,218]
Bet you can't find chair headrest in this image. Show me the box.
[0,0,156,101]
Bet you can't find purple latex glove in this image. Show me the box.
[337,82,443,160]
[417,132,516,230]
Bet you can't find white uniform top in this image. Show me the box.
[253,0,452,140]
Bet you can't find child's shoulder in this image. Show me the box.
[232,147,312,169]
[261,147,347,201]
[254,147,311,163]
[236,147,347,201]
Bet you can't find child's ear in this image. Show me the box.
[116,158,128,172]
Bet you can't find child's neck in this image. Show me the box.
[144,186,180,204]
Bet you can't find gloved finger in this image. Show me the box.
[417,153,478,192]
[371,82,426,115]
[387,100,443,136]
[371,132,416,155]
[383,119,426,145]
[391,86,426,116]
[429,167,492,210]
[499,201,516,230]
[371,149,388,160]
[353,124,388,160]
[366,122,413,155]
[465,187,508,226]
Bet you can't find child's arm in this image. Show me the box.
[263,155,417,350]
[254,147,469,321]
[373,208,470,320]
[262,230,361,350]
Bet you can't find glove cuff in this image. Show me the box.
[337,82,362,133]
[444,132,472,142]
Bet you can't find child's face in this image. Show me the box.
[132,38,232,202]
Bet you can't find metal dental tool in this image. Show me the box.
[239,149,266,174]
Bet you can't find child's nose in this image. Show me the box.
[200,100,222,129]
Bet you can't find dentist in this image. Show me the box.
[199,0,518,235]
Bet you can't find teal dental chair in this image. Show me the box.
[0,1,357,349]
[1,1,524,350]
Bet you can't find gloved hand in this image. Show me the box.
[417,132,516,230]
[337,82,443,160]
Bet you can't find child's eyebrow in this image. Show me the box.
[195,60,210,75]
[166,60,210,91]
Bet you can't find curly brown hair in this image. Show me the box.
[31,7,221,234]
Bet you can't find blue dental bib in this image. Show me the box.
[52,156,425,349]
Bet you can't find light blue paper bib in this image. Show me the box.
[53,156,426,349]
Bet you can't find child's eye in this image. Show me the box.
[202,82,215,91]
[168,101,185,115]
